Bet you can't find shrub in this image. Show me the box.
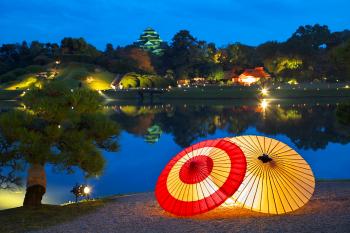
[26,65,46,73]
[336,103,350,125]
[0,73,16,83]
[120,73,139,88]
[138,76,153,87]
[12,68,28,76]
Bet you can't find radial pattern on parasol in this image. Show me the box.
[155,139,247,216]
[225,135,315,214]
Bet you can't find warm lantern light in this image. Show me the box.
[261,88,268,96]
[260,99,269,110]
[225,136,315,214]
[83,186,91,195]
[241,77,257,85]
[155,139,246,216]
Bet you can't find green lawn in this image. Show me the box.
[0,63,116,92]
[0,200,107,233]
[55,63,115,90]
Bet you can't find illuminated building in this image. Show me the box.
[233,67,271,86]
[135,27,164,55]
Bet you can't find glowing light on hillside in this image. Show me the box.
[83,186,91,195]
[261,88,268,96]
[0,189,25,209]
[288,79,299,85]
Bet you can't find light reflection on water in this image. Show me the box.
[1,99,350,209]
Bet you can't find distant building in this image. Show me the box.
[177,79,190,86]
[135,27,164,55]
[233,67,271,86]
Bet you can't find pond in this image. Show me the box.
[1,98,350,210]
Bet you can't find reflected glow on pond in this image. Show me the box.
[1,99,350,210]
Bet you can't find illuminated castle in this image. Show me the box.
[135,27,164,55]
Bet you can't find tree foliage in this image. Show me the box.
[0,81,120,177]
[1,24,350,84]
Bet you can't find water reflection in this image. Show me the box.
[1,99,350,210]
[110,101,350,150]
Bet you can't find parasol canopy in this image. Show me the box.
[225,135,315,214]
[155,139,246,216]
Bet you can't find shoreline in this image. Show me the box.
[2,87,350,101]
[38,181,350,233]
[1,181,348,233]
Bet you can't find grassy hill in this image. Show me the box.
[0,62,116,91]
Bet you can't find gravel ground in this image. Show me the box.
[34,182,350,233]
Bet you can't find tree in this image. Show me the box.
[285,24,331,56]
[264,57,303,80]
[330,39,350,80]
[105,43,114,55]
[126,47,154,73]
[208,67,225,82]
[163,30,217,79]
[220,43,260,71]
[336,103,350,125]
[0,142,23,190]
[60,37,101,63]
[256,41,280,61]
[328,30,350,48]
[0,81,120,206]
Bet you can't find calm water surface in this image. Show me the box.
[1,98,350,209]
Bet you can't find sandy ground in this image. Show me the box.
[35,182,350,233]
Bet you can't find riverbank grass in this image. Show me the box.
[0,200,107,233]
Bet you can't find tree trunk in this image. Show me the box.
[23,163,46,207]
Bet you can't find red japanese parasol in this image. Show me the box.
[155,139,247,216]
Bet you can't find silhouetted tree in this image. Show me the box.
[0,81,120,206]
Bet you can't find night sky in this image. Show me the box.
[1,0,349,49]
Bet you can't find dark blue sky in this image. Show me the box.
[1,0,349,49]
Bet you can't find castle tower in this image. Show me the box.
[135,27,164,55]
